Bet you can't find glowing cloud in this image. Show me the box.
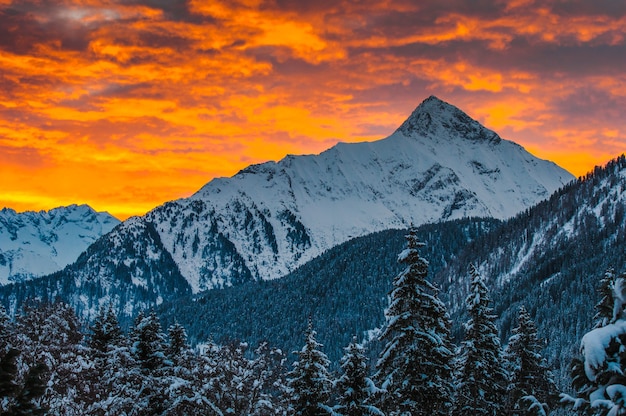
[0,0,625,218]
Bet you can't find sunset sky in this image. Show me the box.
[2,0,626,220]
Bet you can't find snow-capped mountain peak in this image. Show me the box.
[397,95,499,143]
[74,96,573,295]
[0,204,120,284]
[9,96,574,314]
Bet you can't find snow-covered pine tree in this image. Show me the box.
[12,361,48,416]
[563,270,626,415]
[335,337,383,416]
[452,263,508,416]
[286,318,333,416]
[375,227,455,416]
[89,304,123,355]
[131,309,167,373]
[0,348,20,409]
[129,309,170,414]
[166,322,189,361]
[15,302,94,415]
[505,306,557,416]
[594,268,618,329]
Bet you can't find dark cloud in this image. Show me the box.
[549,0,626,18]
[124,0,214,24]
[550,87,626,121]
[0,5,99,54]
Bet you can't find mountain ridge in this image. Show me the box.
[0,96,574,318]
[0,204,120,284]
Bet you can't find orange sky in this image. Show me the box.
[1,0,625,220]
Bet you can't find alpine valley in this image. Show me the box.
[0,96,573,319]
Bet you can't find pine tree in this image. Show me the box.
[166,322,189,363]
[0,348,20,404]
[15,302,94,414]
[564,271,626,415]
[12,362,49,416]
[335,337,383,416]
[594,268,618,328]
[375,227,455,416]
[131,309,167,373]
[287,319,333,416]
[453,263,508,416]
[505,306,557,416]
[89,304,123,355]
[129,310,169,414]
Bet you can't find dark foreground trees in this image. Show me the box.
[0,233,571,415]
[375,227,455,415]
[453,264,508,416]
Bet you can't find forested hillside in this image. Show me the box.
[439,155,626,385]
[158,218,500,363]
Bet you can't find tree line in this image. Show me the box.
[1,227,571,415]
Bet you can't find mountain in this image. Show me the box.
[0,204,119,285]
[160,95,571,292]
[438,154,626,385]
[156,155,625,387]
[0,96,573,317]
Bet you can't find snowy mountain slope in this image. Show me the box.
[0,204,119,285]
[0,96,574,311]
[141,95,572,292]
[0,216,191,320]
[436,155,626,385]
[152,155,626,385]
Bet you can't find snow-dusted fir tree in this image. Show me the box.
[375,227,455,416]
[286,319,333,416]
[335,337,383,416]
[89,304,123,355]
[131,309,167,373]
[593,268,618,329]
[563,270,626,415]
[452,263,508,416]
[505,306,557,416]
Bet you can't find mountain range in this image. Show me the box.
[0,96,575,319]
[0,204,119,285]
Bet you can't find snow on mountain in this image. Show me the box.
[140,95,573,292]
[0,204,120,285]
[435,155,626,385]
[46,96,574,295]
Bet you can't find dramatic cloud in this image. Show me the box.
[1,0,625,218]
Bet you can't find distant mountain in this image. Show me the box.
[0,96,573,318]
[0,204,119,285]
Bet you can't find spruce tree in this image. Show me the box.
[129,310,169,414]
[131,309,167,373]
[336,337,383,416]
[375,227,455,416]
[564,271,626,415]
[505,306,557,416]
[12,362,49,416]
[0,348,20,404]
[453,263,508,416]
[89,304,123,355]
[286,319,333,416]
[166,322,189,363]
[594,268,618,328]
